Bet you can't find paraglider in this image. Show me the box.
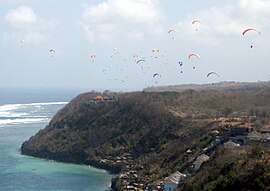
[112,48,119,55]
[153,73,161,84]
[50,49,55,57]
[207,72,220,77]
[178,61,183,66]
[20,40,24,48]
[188,53,200,70]
[168,29,177,39]
[192,20,201,31]
[152,48,160,59]
[90,54,96,62]
[242,28,261,48]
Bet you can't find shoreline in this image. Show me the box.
[18,152,116,191]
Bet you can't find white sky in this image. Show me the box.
[0,0,269,91]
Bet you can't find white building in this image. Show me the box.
[163,171,186,191]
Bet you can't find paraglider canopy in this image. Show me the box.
[188,53,200,59]
[192,20,201,25]
[153,73,161,78]
[152,48,160,53]
[168,29,177,34]
[136,59,145,64]
[207,72,220,77]
[242,28,261,36]
[242,28,261,48]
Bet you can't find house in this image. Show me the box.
[163,171,186,191]
[145,180,163,191]
[246,130,270,145]
[193,154,210,171]
[211,130,219,135]
[186,149,192,154]
[260,128,270,135]
[229,126,253,137]
[223,140,240,149]
[92,95,104,101]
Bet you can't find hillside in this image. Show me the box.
[179,146,270,191]
[144,81,270,93]
[21,86,270,190]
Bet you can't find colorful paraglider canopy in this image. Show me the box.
[207,72,220,77]
[188,53,200,59]
[242,28,261,35]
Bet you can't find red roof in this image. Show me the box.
[93,96,104,100]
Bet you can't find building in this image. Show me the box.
[223,140,240,149]
[92,95,104,101]
[229,126,253,137]
[193,154,210,171]
[163,171,186,191]
[260,128,270,135]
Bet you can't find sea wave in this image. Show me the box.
[0,118,49,126]
[0,102,67,128]
[0,102,67,117]
[22,102,68,106]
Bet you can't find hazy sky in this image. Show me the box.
[0,0,269,91]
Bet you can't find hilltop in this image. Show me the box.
[21,83,270,191]
[144,81,270,93]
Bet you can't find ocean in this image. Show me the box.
[0,88,112,191]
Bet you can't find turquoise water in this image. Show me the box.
[0,102,112,191]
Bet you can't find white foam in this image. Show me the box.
[0,104,28,118]
[0,102,67,127]
[0,118,49,126]
[23,102,68,106]
[0,102,67,118]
